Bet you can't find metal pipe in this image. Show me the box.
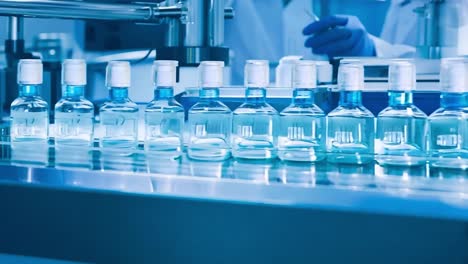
[0,0,185,22]
[8,16,23,40]
[207,0,224,46]
[183,0,205,46]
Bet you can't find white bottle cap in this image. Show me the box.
[62,59,87,86]
[244,60,269,88]
[275,56,302,87]
[17,59,43,85]
[105,61,131,88]
[153,60,178,87]
[338,62,364,91]
[293,60,317,89]
[440,57,468,93]
[388,60,415,91]
[199,61,224,88]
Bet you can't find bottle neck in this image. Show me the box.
[199,87,220,101]
[292,88,314,105]
[245,87,266,103]
[18,84,41,97]
[109,87,129,101]
[339,90,362,107]
[441,92,468,108]
[155,86,174,100]
[63,85,85,99]
[388,91,413,107]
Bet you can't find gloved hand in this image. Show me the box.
[303,15,376,57]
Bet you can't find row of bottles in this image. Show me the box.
[9,58,468,169]
[10,59,94,146]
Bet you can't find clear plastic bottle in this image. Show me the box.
[54,59,94,147]
[278,60,326,162]
[188,61,232,161]
[376,60,427,166]
[99,61,139,150]
[327,62,375,164]
[10,59,49,144]
[232,60,279,159]
[428,57,468,169]
[145,60,184,158]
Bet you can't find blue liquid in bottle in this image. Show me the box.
[99,61,138,151]
[376,86,427,165]
[145,86,184,158]
[188,87,232,160]
[327,63,374,164]
[232,87,279,159]
[10,59,49,145]
[279,88,326,162]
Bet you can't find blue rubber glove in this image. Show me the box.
[303,15,376,57]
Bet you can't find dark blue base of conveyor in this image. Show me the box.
[0,182,467,264]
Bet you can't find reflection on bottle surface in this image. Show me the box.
[55,146,92,169]
[430,167,468,180]
[328,163,375,188]
[10,111,49,144]
[188,159,229,178]
[11,142,49,166]
[100,111,138,150]
[55,112,94,146]
[327,115,375,164]
[188,111,231,160]
[375,94,427,166]
[280,115,326,158]
[279,90,326,162]
[232,159,274,182]
[100,151,137,173]
[376,116,427,165]
[280,161,327,186]
[429,113,468,169]
[232,110,279,159]
[375,164,427,178]
[145,110,184,157]
[147,157,182,175]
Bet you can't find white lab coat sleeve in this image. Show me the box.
[370,34,416,58]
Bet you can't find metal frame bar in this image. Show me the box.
[0,0,186,23]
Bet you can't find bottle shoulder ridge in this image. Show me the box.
[378,105,427,118]
[234,104,278,115]
[281,104,325,115]
[429,107,466,118]
[100,102,139,112]
[11,97,48,108]
[328,105,373,117]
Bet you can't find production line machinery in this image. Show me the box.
[0,0,467,263]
